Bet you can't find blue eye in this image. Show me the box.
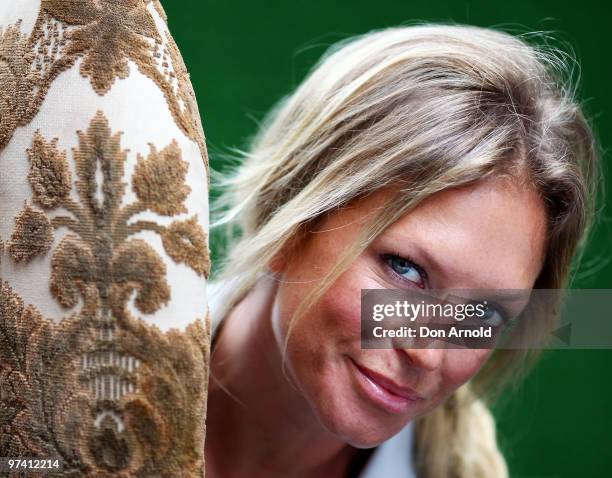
[479,302,506,327]
[385,254,426,288]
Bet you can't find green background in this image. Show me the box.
[163,1,612,476]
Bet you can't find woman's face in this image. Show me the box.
[270,176,548,447]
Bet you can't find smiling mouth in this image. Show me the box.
[348,357,424,414]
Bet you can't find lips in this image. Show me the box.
[351,358,424,401]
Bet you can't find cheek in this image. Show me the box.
[283,258,370,356]
[316,256,389,340]
[275,275,361,353]
[275,270,368,406]
[441,349,492,390]
[273,284,362,432]
[318,276,363,342]
[271,272,361,391]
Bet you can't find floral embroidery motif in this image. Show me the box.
[39,0,161,95]
[27,132,72,209]
[161,217,211,277]
[132,141,191,216]
[23,111,210,280]
[0,21,36,151]
[0,279,211,477]
[1,111,211,476]
[7,203,53,262]
[0,1,209,173]
[0,279,97,474]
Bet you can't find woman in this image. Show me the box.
[205,24,600,477]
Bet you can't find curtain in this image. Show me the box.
[0,1,211,476]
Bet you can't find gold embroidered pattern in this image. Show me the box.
[0,21,36,151]
[161,216,211,277]
[7,203,53,263]
[1,111,211,476]
[154,18,209,172]
[13,110,210,279]
[132,141,191,217]
[35,0,209,169]
[39,0,160,95]
[28,131,72,209]
[0,279,211,476]
[0,279,97,473]
[0,1,209,173]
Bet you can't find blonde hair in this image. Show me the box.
[210,23,600,477]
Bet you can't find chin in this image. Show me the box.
[305,376,410,449]
[321,402,408,449]
[343,427,400,449]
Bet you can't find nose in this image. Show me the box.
[399,346,444,371]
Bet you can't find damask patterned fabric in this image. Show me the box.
[0,1,211,476]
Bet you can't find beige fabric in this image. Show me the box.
[0,1,210,475]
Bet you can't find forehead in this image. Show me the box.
[377,177,548,289]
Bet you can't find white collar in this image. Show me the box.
[207,280,417,477]
[358,421,416,477]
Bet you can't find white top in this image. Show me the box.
[207,280,417,477]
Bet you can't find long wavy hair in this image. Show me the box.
[209,23,600,477]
